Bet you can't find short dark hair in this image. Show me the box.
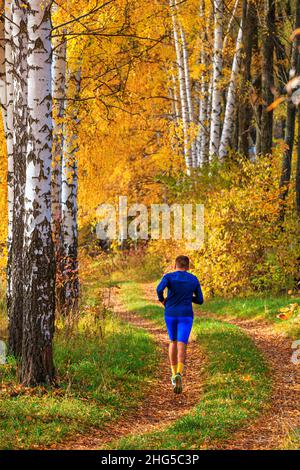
[175,255,190,269]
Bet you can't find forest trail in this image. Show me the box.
[53,283,300,450]
[210,317,300,450]
[142,284,300,449]
[54,285,205,450]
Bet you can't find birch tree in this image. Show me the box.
[52,32,67,311]
[170,0,192,173]
[61,67,81,315]
[219,20,243,160]
[180,25,196,167]
[209,0,223,158]
[21,0,55,385]
[197,0,210,166]
[2,1,14,334]
[9,0,28,357]
[0,1,6,125]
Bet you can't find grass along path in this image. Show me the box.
[106,282,270,450]
[200,296,300,449]
[208,317,300,449]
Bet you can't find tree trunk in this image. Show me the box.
[61,68,81,316]
[0,1,6,125]
[238,0,257,157]
[261,0,275,155]
[219,19,243,160]
[21,0,55,386]
[170,0,191,172]
[297,109,300,216]
[8,0,28,358]
[197,0,209,166]
[52,32,67,313]
[209,0,223,159]
[279,0,300,217]
[3,1,14,339]
[180,26,196,167]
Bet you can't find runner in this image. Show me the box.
[156,256,204,394]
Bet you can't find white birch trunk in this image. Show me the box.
[51,32,66,266]
[180,26,197,167]
[0,1,7,128]
[197,0,209,166]
[219,21,243,160]
[170,0,192,173]
[171,72,180,120]
[209,0,223,158]
[8,0,28,357]
[21,0,55,385]
[3,1,14,313]
[61,68,81,315]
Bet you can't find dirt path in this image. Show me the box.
[143,284,300,449]
[210,317,300,450]
[54,284,300,450]
[55,286,205,450]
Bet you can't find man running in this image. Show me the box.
[156,255,203,394]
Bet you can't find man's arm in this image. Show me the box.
[156,275,168,303]
[192,279,204,305]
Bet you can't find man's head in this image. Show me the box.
[175,255,190,271]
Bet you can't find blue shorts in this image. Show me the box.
[165,316,193,344]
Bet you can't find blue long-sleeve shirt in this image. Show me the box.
[156,271,204,317]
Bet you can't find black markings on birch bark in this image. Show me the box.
[3,1,14,332]
[8,0,28,357]
[61,67,81,316]
[21,0,55,386]
[170,0,192,173]
[197,0,209,166]
[209,0,223,159]
[52,31,67,313]
[219,20,243,160]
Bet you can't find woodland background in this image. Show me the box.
[0,0,299,451]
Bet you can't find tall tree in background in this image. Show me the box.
[170,0,192,173]
[197,0,209,166]
[219,18,243,159]
[297,110,300,216]
[2,1,14,348]
[238,0,257,157]
[21,0,55,385]
[52,31,67,312]
[180,25,196,167]
[61,67,81,315]
[261,0,275,155]
[8,0,28,357]
[280,0,300,219]
[209,0,223,158]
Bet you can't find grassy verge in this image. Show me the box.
[0,259,157,450]
[201,295,300,338]
[109,282,271,450]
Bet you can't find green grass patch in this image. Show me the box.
[108,282,271,450]
[201,296,300,338]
